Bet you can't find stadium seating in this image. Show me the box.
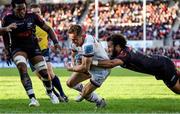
[0,1,179,65]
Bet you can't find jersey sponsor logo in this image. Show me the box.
[35,49,40,52]
[84,45,93,54]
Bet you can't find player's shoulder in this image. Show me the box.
[26,12,36,17]
[84,34,95,44]
[85,34,94,40]
[2,12,13,20]
[27,12,41,19]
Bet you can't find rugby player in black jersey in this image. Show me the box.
[2,0,60,106]
[93,34,180,94]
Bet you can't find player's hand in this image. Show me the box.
[6,23,17,32]
[64,61,74,71]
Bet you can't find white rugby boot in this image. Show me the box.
[96,98,106,108]
[29,97,40,107]
[47,92,59,104]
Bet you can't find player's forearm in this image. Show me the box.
[69,64,88,73]
[96,60,115,68]
[42,24,58,45]
[68,59,91,73]
[48,28,58,45]
[92,59,122,68]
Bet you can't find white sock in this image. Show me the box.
[73,83,83,92]
[27,89,34,95]
[86,92,102,103]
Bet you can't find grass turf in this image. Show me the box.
[0,68,180,113]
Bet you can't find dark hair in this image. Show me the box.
[11,0,27,8]
[68,24,82,36]
[30,3,40,8]
[107,34,127,48]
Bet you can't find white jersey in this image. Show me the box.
[71,34,109,60]
[71,34,110,86]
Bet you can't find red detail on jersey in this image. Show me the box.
[17,30,32,37]
[2,12,12,21]
[5,12,12,16]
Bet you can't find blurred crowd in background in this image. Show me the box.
[0,0,179,64]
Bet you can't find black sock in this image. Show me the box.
[29,94,36,99]
[42,80,52,94]
[52,88,60,97]
[52,75,65,96]
[20,72,36,99]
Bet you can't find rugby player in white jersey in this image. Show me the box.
[65,24,110,108]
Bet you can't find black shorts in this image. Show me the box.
[155,56,178,88]
[12,47,42,59]
[41,49,50,62]
[29,48,50,72]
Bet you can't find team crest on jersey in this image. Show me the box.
[27,22,33,28]
[35,49,40,52]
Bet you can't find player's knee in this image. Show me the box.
[14,55,27,72]
[34,61,50,80]
[17,63,27,73]
[81,89,89,98]
[34,61,47,72]
[13,55,27,65]
[66,80,74,88]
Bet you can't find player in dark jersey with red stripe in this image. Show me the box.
[93,34,180,94]
[2,0,60,106]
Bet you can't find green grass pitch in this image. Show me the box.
[0,68,180,113]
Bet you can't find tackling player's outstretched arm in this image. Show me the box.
[92,59,123,68]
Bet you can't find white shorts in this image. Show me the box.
[89,66,110,87]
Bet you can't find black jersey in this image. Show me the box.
[2,12,45,49]
[117,46,175,77]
